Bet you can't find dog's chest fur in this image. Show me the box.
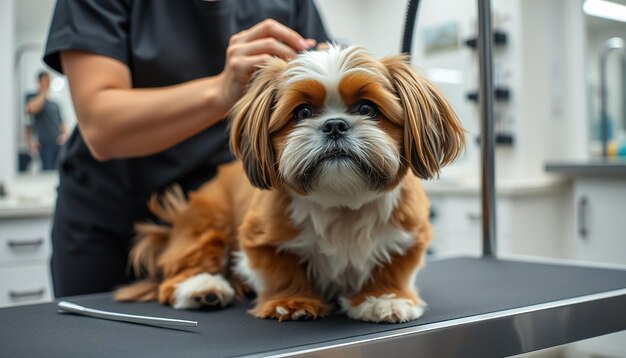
[279,187,414,297]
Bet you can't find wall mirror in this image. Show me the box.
[14,0,77,176]
[584,0,626,157]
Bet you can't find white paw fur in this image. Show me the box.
[172,272,235,310]
[340,294,425,323]
[274,306,313,320]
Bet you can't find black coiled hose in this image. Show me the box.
[401,0,421,56]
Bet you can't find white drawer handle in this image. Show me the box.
[466,213,482,221]
[7,238,44,248]
[9,288,45,299]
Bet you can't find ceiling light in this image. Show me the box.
[50,77,65,92]
[584,0,626,23]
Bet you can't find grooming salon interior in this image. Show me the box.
[0,0,625,357]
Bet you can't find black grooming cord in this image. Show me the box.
[401,0,421,56]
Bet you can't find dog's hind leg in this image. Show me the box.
[155,180,238,310]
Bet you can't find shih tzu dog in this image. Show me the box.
[115,45,464,323]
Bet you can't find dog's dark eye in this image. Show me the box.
[294,105,313,121]
[356,101,378,118]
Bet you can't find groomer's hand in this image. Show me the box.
[216,19,316,110]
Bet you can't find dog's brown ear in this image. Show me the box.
[382,55,465,179]
[229,58,287,189]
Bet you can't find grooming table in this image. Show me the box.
[1,257,625,357]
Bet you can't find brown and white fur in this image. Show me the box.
[115,45,465,323]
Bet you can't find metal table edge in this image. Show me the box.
[247,288,626,358]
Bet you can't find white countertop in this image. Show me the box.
[0,196,54,219]
[0,174,57,219]
[0,173,570,218]
[422,176,569,196]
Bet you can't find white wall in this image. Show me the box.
[563,0,590,160]
[314,0,408,57]
[518,0,565,179]
[1,0,16,184]
[517,0,589,168]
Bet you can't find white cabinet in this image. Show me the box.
[571,178,626,265]
[0,215,53,307]
[567,177,626,358]
[429,194,482,256]
[426,181,568,258]
[556,175,626,358]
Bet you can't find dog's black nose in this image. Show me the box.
[322,119,350,139]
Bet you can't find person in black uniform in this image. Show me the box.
[44,0,329,297]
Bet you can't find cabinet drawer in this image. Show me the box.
[443,197,511,240]
[0,264,52,307]
[0,217,52,263]
[445,197,482,237]
[435,232,481,256]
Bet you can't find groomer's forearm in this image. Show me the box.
[61,51,236,161]
[26,93,46,114]
[62,19,312,161]
[82,75,228,160]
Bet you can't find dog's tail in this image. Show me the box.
[114,185,188,302]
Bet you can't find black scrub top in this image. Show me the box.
[44,0,329,241]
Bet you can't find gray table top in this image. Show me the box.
[2,257,626,358]
[546,158,626,176]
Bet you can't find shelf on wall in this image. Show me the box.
[475,133,514,146]
[464,31,508,48]
[466,87,511,102]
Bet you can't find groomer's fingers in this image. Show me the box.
[316,42,330,50]
[229,37,298,60]
[230,53,273,81]
[305,38,318,49]
[233,19,313,51]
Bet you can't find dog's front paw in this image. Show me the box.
[340,294,424,323]
[251,296,330,321]
[171,273,235,310]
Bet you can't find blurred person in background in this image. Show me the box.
[25,71,67,171]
